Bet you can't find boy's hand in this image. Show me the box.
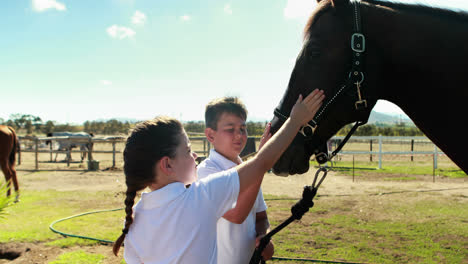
[255,235,274,260]
[290,89,325,126]
[258,122,272,150]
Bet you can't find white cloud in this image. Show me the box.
[100,80,112,86]
[224,4,232,15]
[180,15,191,21]
[32,0,66,12]
[284,0,317,20]
[132,10,147,25]
[106,25,136,39]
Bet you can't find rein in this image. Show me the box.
[251,2,367,263]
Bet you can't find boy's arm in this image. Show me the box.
[235,89,325,222]
[256,211,274,260]
[255,211,270,236]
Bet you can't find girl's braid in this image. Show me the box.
[112,188,137,256]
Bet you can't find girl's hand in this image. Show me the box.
[258,122,272,150]
[290,89,325,126]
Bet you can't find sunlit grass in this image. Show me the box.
[0,190,123,243]
[49,250,105,264]
[314,160,467,178]
[0,182,13,220]
[264,193,468,264]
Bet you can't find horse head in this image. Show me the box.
[271,0,383,176]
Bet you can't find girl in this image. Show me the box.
[113,89,325,263]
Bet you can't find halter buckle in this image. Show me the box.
[355,100,367,110]
[315,152,329,164]
[351,33,365,53]
[299,123,316,137]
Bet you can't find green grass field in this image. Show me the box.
[1,178,466,263]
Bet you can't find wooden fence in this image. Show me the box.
[18,136,127,170]
[331,135,446,169]
[16,135,451,171]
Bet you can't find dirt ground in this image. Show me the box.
[1,168,467,264]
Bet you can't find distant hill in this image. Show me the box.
[249,111,414,125]
[92,111,414,126]
[92,117,141,123]
[368,111,413,125]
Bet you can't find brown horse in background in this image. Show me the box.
[0,125,20,202]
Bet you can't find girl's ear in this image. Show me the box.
[205,128,216,143]
[159,156,173,175]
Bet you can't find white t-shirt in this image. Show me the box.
[197,149,268,264]
[124,167,240,264]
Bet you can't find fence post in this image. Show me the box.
[369,139,373,162]
[67,145,70,167]
[203,139,206,157]
[378,134,382,169]
[433,145,438,169]
[112,141,116,168]
[88,138,93,161]
[35,137,39,170]
[50,139,53,162]
[411,139,414,162]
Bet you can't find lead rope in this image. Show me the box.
[249,167,328,264]
[249,121,365,264]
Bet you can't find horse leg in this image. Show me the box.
[0,160,11,197]
[9,163,19,202]
[81,147,87,162]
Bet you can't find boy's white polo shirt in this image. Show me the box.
[197,149,268,264]
[124,167,240,264]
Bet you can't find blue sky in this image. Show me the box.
[1,0,467,124]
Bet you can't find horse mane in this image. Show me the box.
[304,0,468,39]
[366,0,468,22]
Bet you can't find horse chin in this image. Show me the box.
[272,144,311,176]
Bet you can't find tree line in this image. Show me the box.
[1,114,423,137]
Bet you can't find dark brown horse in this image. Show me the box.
[271,0,468,175]
[0,125,20,201]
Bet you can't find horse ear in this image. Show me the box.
[330,0,349,9]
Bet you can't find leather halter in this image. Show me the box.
[274,0,368,139]
[273,0,368,164]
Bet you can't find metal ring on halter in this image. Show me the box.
[299,123,315,137]
[348,71,365,84]
[312,166,329,189]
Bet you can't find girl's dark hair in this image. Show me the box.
[113,116,183,256]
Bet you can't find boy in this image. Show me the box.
[197,97,274,263]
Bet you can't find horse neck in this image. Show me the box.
[364,3,468,116]
[363,3,468,173]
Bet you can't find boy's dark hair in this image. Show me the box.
[205,97,248,129]
[113,116,183,256]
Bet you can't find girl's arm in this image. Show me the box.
[234,89,324,221]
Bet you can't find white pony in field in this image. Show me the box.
[46,132,94,162]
